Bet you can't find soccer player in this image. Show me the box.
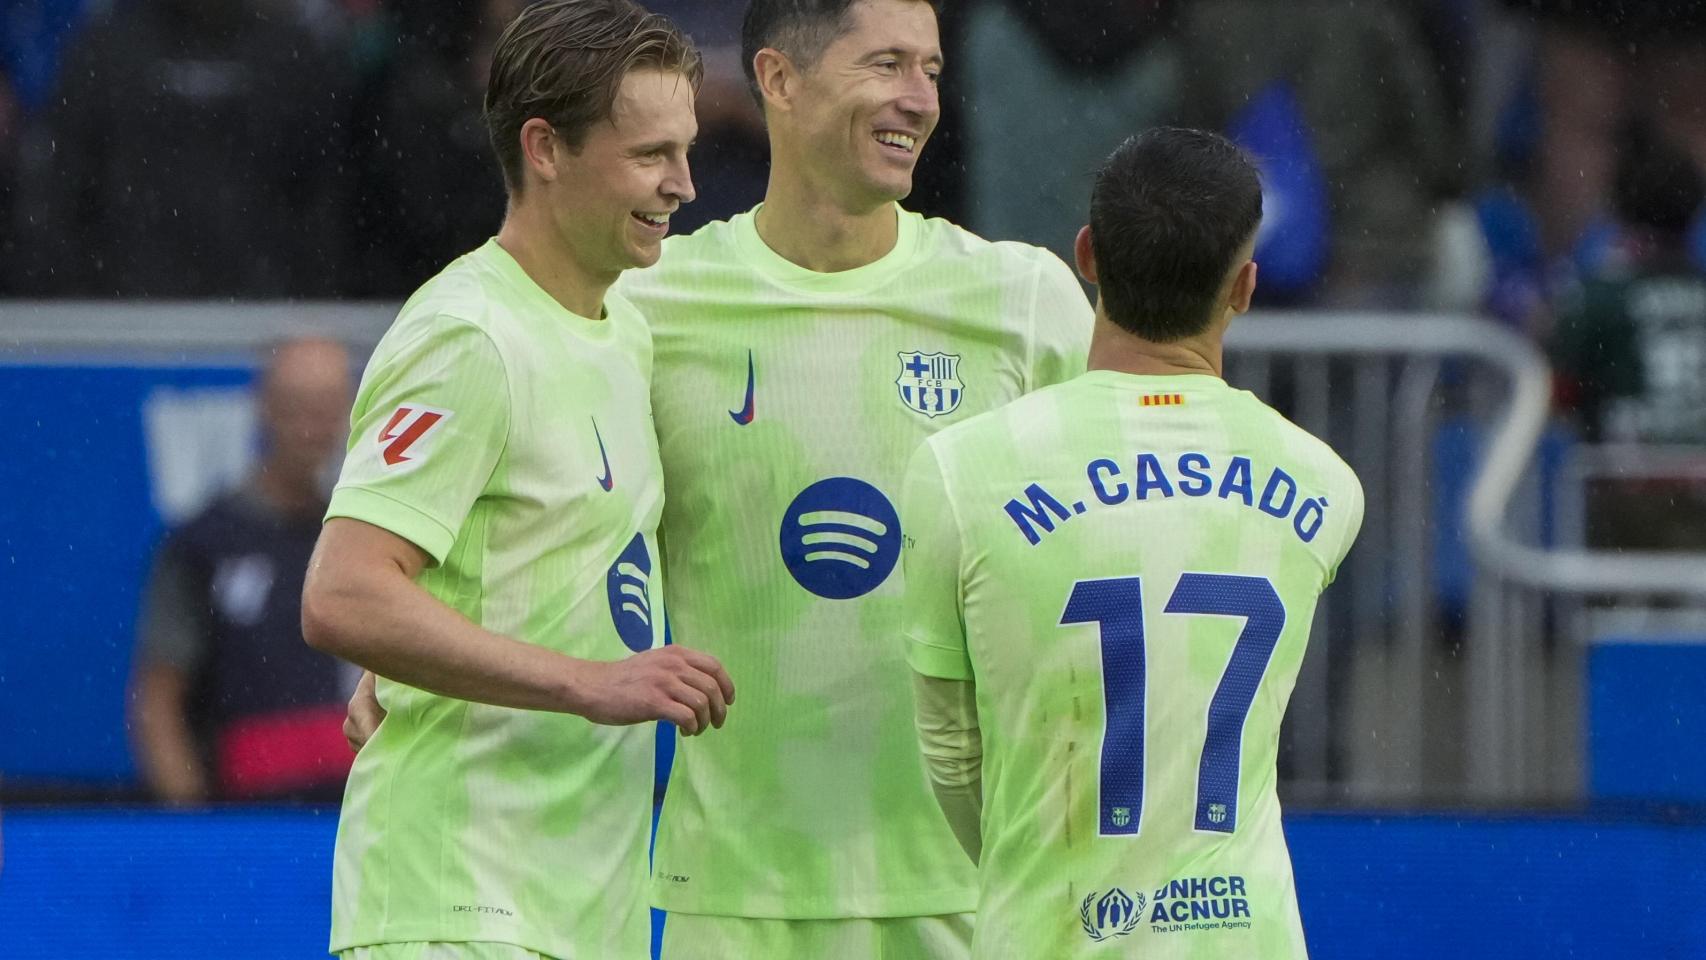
[617,0,1093,955]
[900,128,1364,958]
[299,4,732,959]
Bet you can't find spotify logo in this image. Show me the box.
[779,477,902,600]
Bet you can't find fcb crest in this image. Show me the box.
[896,351,964,418]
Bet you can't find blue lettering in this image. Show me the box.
[1190,900,1212,920]
[1188,878,1209,899]
[1170,901,1191,923]
[1258,467,1297,518]
[1218,457,1254,505]
[1208,876,1228,897]
[1088,459,1128,505]
[1232,899,1251,918]
[1150,902,1168,923]
[1177,452,1213,496]
[1212,899,1232,919]
[1170,880,1191,900]
[1004,484,1072,546]
[1294,496,1328,543]
[1134,454,1175,500]
[1230,876,1246,896]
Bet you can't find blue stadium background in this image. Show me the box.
[3,361,1706,957]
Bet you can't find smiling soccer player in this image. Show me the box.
[614,1,1093,956]
[302,4,733,958]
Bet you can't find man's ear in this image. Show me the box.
[751,47,796,116]
[1074,225,1098,284]
[1229,259,1258,315]
[519,117,561,186]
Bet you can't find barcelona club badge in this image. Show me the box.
[896,351,964,419]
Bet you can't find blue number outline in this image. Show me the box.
[1060,576,1147,836]
[1059,573,1287,838]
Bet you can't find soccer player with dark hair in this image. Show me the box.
[618,0,1092,955]
[343,2,1091,955]
[902,127,1364,957]
[301,3,732,958]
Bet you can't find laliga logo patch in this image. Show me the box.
[779,477,901,599]
[1082,888,1144,943]
[606,533,654,652]
[375,404,451,471]
[896,351,963,418]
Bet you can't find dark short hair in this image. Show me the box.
[485,0,703,194]
[740,0,940,108]
[1089,127,1263,342]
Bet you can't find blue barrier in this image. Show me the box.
[1590,640,1706,804]
[3,807,1704,958]
[0,363,254,785]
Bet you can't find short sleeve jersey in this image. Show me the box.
[615,205,1092,917]
[326,240,666,958]
[903,371,1363,958]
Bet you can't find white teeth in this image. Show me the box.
[874,132,916,152]
[635,213,668,226]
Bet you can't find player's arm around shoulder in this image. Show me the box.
[899,440,985,862]
[305,308,732,738]
[302,521,733,735]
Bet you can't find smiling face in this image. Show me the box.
[544,67,698,279]
[781,0,942,210]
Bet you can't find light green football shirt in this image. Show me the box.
[326,240,665,958]
[903,370,1363,958]
[616,205,1092,918]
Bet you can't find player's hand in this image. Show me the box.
[344,669,387,752]
[571,646,735,736]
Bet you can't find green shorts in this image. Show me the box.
[658,912,973,960]
[341,943,556,960]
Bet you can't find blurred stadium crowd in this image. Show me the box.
[2,0,1705,439]
[3,0,1706,807]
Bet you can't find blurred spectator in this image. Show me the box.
[1177,0,1458,306]
[1550,124,1706,553]
[1502,0,1706,260]
[343,0,516,296]
[22,0,354,297]
[957,0,1180,263]
[1552,124,1706,446]
[644,0,767,234]
[129,338,355,804]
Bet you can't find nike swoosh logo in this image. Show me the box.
[729,350,755,425]
[592,417,613,491]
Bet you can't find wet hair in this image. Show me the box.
[1089,127,1263,342]
[485,0,702,193]
[740,0,940,107]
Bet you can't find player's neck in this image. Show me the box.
[1087,315,1223,379]
[496,207,611,320]
[755,172,898,273]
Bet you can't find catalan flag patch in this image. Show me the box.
[1139,393,1184,407]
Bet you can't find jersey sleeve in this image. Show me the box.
[1323,470,1366,587]
[901,439,972,680]
[326,313,511,564]
[1025,250,1094,391]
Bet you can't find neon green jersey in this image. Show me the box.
[326,240,665,958]
[616,205,1092,918]
[903,371,1363,958]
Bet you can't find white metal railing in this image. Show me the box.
[7,302,1696,805]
